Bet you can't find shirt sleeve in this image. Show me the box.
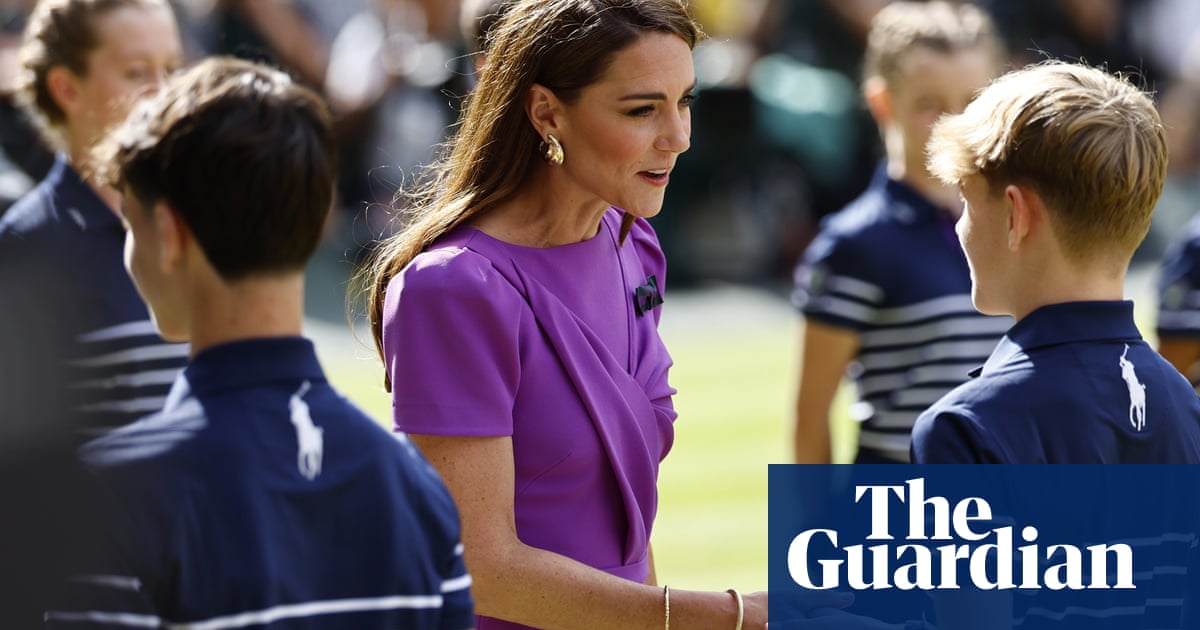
[1157,225,1200,338]
[383,247,525,437]
[41,463,166,629]
[792,228,883,332]
[910,408,1004,464]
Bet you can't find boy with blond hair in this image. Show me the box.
[792,1,1010,463]
[911,61,1200,464]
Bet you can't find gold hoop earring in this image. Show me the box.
[540,134,565,166]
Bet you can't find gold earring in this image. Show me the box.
[540,134,565,166]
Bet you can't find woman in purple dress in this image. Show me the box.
[359,1,772,628]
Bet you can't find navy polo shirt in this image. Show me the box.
[912,301,1200,464]
[793,164,1011,462]
[53,337,474,629]
[0,155,187,433]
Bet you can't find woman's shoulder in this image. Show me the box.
[388,230,523,306]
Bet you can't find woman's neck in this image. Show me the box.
[472,174,609,247]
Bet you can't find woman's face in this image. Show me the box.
[70,4,182,146]
[552,31,695,219]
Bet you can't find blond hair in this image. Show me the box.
[863,0,1002,87]
[927,61,1168,263]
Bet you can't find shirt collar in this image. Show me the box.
[166,337,326,405]
[980,301,1142,375]
[873,162,950,226]
[47,153,121,233]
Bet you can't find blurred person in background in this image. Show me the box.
[173,0,466,254]
[792,1,1011,465]
[0,0,187,433]
[0,0,183,625]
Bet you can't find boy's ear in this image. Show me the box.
[526,83,562,137]
[152,202,189,274]
[46,66,82,119]
[1005,184,1039,251]
[863,76,893,126]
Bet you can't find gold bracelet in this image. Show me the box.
[663,584,671,630]
[726,588,743,630]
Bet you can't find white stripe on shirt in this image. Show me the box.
[72,368,181,390]
[165,595,445,630]
[69,343,190,369]
[441,574,473,593]
[78,321,163,343]
[44,611,161,627]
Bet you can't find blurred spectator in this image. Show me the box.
[0,0,189,432]
[792,1,1010,467]
[174,0,464,257]
[1129,0,1200,261]
[0,0,51,214]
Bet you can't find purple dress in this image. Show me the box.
[383,208,676,630]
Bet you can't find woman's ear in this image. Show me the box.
[46,66,82,120]
[526,83,561,137]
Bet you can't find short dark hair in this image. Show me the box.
[97,56,336,280]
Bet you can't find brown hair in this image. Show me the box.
[863,0,1003,88]
[17,0,171,148]
[360,0,700,389]
[927,61,1168,263]
[95,56,335,280]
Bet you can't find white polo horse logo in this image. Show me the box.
[1119,345,1146,432]
[289,381,323,480]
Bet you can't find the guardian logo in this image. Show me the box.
[787,478,1135,591]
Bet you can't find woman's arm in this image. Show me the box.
[411,434,761,629]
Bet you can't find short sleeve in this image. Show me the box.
[1157,221,1200,338]
[792,228,884,332]
[910,408,1003,464]
[383,247,525,437]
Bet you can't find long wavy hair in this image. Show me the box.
[359,0,700,389]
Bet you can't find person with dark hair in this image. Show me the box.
[356,1,795,628]
[42,56,475,628]
[0,0,186,432]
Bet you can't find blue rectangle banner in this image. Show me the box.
[768,465,1200,630]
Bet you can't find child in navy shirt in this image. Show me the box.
[792,1,1010,464]
[44,57,474,629]
[911,61,1200,464]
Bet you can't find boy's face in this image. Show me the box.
[888,46,996,195]
[957,174,1011,315]
[118,191,189,342]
